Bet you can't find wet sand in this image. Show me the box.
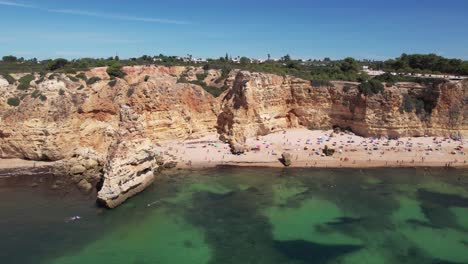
[157,129,468,169]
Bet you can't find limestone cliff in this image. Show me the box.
[0,65,218,161]
[218,71,467,146]
[1,66,466,207]
[0,65,219,207]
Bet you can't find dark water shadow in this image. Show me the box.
[273,240,363,263]
[418,189,468,230]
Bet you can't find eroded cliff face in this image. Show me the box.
[218,71,468,146]
[0,65,218,161]
[0,65,219,207]
[1,66,466,207]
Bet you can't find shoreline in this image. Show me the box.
[1,129,467,172]
[178,161,468,169]
[1,159,467,172]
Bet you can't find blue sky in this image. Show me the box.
[1,0,467,60]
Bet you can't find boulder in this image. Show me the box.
[163,161,178,169]
[77,179,93,193]
[70,165,86,175]
[230,142,246,154]
[323,145,335,156]
[83,159,99,170]
[280,152,292,166]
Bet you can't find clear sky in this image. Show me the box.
[1,0,467,60]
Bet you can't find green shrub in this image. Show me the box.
[48,73,60,80]
[17,74,34,90]
[358,79,384,95]
[7,97,20,106]
[17,83,30,90]
[2,74,16,84]
[59,89,65,96]
[215,68,230,84]
[68,75,79,82]
[78,85,84,90]
[75,73,87,81]
[108,79,117,87]
[19,74,34,82]
[201,85,228,97]
[106,63,126,78]
[86,77,101,85]
[2,55,17,62]
[177,77,189,84]
[343,84,352,93]
[39,95,47,101]
[413,98,425,115]
[144,75,150,82]
[35,77,44,84]
[48,58,68,71]
[196,72,208,82]
[31,90,41,98]
[402,95,414,112]
[401,95,426,115]
[311,80,334,87]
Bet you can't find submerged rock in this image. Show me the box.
[77,179,93,194]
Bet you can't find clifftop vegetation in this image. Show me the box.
[367,54,468,76]
[1,54,466,84]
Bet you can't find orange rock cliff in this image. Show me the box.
[1,65,466,207]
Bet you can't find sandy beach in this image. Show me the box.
[1,129,466,171]
[157,129,468,169]
[0,159,55,170]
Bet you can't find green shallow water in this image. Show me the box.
[1,167,468,264]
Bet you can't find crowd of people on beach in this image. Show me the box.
[157,129,467,168]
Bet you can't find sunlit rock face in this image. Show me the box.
[0,65,466,207]
[218,71,467,145]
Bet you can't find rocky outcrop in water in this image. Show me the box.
[97,105,159,208]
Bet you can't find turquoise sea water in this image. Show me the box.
[1,167,468,264]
